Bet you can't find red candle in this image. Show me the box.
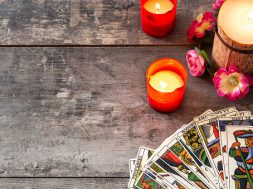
[140,0,177,37]
[146,58,187,112]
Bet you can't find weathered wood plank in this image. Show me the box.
[0,47,252,177]
[0,0,212,45]
[0,178,128,189]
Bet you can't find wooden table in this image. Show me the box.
[0,0,252,188]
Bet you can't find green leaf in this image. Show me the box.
[199,50,210,63]
[194,46,199,52]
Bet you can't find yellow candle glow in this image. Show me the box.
[149,70,184,93]
[144,0,174,14]
[218,0,253,45]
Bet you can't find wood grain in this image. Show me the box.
[0,178,128,189]
[0,47,252,177]
[212,27,253,74]
[0,0,212,45]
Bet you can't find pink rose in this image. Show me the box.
[186,50,205,77]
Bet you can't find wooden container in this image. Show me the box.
[212,0,253,74]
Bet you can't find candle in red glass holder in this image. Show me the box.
[140,0,177,37]
[146,58,187,112]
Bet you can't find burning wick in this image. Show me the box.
[159,81,167,91]
[248,11,253,21]
[155,3,161,14]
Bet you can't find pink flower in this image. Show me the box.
[213,0,225,10]
[246,74,253,86]
[187,11,215,40]
[186,50,205,77]
[213,66,249,101]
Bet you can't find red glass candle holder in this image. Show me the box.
[146,58,187,112]
[140,0,177,38]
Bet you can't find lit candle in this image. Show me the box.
[146,58,187,112]
[144,0,174,14]
[149,70,184,93]
[140,0,177,38]
[218,0,253,44]
[212,0,253,73]
[248,11,253,20]
[155,3,161,14]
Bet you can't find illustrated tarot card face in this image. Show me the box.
[135,172,165,189]
[145,152,193,188]
[141,166,172,189]
[143,163,186,189]
[140,125,188,173]
[151,109,214,160]
[128,147,154,189]
[167,136,215,188]
[149,150,196,188]
[156,146,212,189]
[136,110,214,189]
[177,121,219,187]
[218,116,253,187]
[176,110,217,177]
[195,108,239,186]
[226,125,253,189]
[195,112,238,182]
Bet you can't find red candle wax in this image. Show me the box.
[140,0,177,37]
[146,58,187,112]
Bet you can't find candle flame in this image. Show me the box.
[159,81,167,90]
[155,3,161,14]
[248,11,253,20]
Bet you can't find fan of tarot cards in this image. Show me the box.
[128,107,253,189]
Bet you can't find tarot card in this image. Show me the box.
[142,129,202,189]
[138,165,173,189]
[129,159,136,177]
[135,171,166,189]
[138,110,213,188]
[166,136,216,188]
[153,124,188,154]
[144,110,214,188]
[177,121,219,188]
[143,162,190,189]
[135,153,170,189]
[156,145,212,189]
[239,111,251,116]
[152,109,213,156]
[226,125,253,189]
[140,125,188,169]
[153,109,213,165]
[128,147,154,189]
[143,164,174,189]
[218,116,253,188]
[196,107,238,183]
[175,110,220,186]
[194,107,239,187]
[195,107,237,122]
[139,154,179,189]
[145,150,196,189]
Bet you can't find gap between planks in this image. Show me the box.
[0,44,195,48]
[0,176,130,179]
